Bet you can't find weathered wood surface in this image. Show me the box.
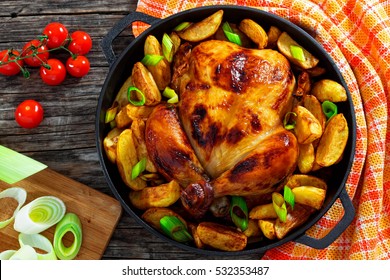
[0,0,260,260]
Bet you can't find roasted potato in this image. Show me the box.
[115,106,132,129]
[311,79,347,102]
[197,222,247,251]
[258,219,276,240]
[214,24,252,47]
[249,203,278,220]
[295,71,311,99]
[188,223,204,249]
[169,32,181,55]
[315,113,349,167]
[293,105,323,144]
[129,180,181,210]
[243,219,262,238]
[131,62,161,106]
[267,26,282,49]
[275,204,314,239]
[103,127,123,164]
[114,75,133,110]
[303,94,326,130]
[297,143,315,174]
[144,35,171,90]
[277,31,319,69]
[178,10,223,42]
[292,186,326,210]
[285,174,327,190]
[142,207,187,230]
[238,19,268,49]
[116,129,146,191]
[126,103,154,121]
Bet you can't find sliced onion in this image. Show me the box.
[0,187,27,229]
[14,196,66,234]
[9,245,38,260]
[19,233,57,260]
[53,213,82,260]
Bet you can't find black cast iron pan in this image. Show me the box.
[96,5,356,256]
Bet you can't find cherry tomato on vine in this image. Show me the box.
[40,58,66,85]
[66,55,90,78]
[42,22,69,49]
[68,31,92,55]
[0,49,24,76]
[22,39,50,67]
[15,100,44,129]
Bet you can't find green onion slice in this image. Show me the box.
[127,86,146,106]
[104,104,118,124]
[8,245,38,260]
[162,33,174,63]
[272,192,287,223]
[322,100,338,120]
[230,196,249,231]
[222,22,242,46]
[283,186,295,210]
[14,196,66,234]
[141,54,164,66]
[290,45,306,61]
[53,213,82,260]
[0,187,27,229]
[283,112,297,130]
[19,233,57,260]
[174,22,191,31]
[160,216,193,243]
[163,87,179,104]
[131,157,147,180]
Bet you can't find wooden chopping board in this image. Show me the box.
[0,167,122,260]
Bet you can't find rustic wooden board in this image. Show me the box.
[0,168,122,260]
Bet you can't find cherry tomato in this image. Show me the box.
[40,58,66,85]
[42,22,69,49]
[15,100,44,129]
[68,31,92,55]
[22,39,50,67]
[0,49,24,76]
[66,55,90,78]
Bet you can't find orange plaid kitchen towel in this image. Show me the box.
[133,0,390,259]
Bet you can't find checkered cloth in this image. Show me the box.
[132,0,390,259]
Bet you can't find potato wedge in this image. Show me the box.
[238,19,268,49]
[129,180,181,210]
[126,103,154,121]
[178,10,223,42]
[103,127,123,164]
[297,143,315,174]
[188,223,204,249]
[144,35,171,90]
[243,219,262,238]
[116,129,146,191]
[295,71,311,99]
[169,32,181,55]
[258,219,276,240]
[293,105,323,144]
[267,26,282,49]
[285,174,327,190]
[142,207,187,230]
[115,106,132,129]
[131,62,161,106]
[275,204,313,239]
[292,186,326,210]
[303,94,326,130]
[214,24,252,47]
[249,203,277,220]
[315,113,349,167]
[114,75,133,110]
[311,79,347,103]
[197,222,247,251]
[277,32,319,69]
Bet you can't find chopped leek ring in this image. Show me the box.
[162,87,177,99]
[0,250,17,260]
[272,192,287,223]
[131,158,147,180]
[290,45,306,62]
[167,95,179,104]
[53,213,82,260]
[174,22,191,31]
[283,186,295,209]
[0,187,27,229]
[322,100,338,120]
[160,216,193,243]
[162,33,174,63]
[104,104,118,124]
[9,245,38,260]
[19,233,57,260]
[127,86,146,106]
[283,112,297,130]
[14,196,66,234]
[141,54,164,66]
[230,196,248,231]
[222,22,242,46]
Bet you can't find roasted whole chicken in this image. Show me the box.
[145,40,299,218]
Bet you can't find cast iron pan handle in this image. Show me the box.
[295,188,355,249]
[101,12,160,66]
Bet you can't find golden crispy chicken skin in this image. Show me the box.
[146,40,298,217]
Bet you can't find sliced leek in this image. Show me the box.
[14,196,66,234]
[0,250,17,260]
[53,213,82,260]
[0,187,27,229]
[18,233,57,260]
[9,245,38,260]
[272,192,287,223]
